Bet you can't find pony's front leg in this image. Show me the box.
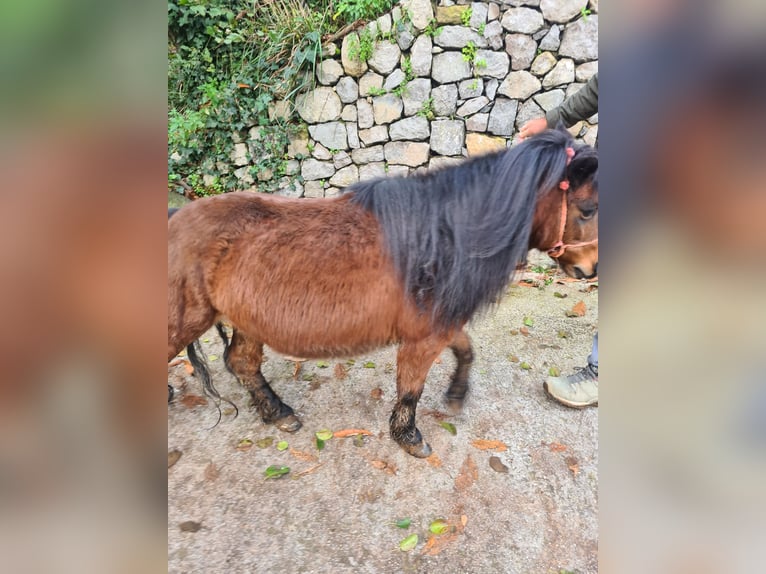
[445,328,474,412]
[391,336,450,458]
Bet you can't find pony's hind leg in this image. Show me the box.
[224,330,302,433]
[391,336,449,458]
[445,329,474,412]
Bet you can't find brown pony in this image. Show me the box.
[168,129,598,457]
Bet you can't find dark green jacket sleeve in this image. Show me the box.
[546,73,598,128]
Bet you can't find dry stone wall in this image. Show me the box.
[257,0,598,198]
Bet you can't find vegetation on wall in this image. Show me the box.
[168,0,400,196]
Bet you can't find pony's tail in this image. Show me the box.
[185,325,239,426]
[215,322,230,348]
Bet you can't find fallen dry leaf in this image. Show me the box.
[421,516,466,556]
[168,357,194,375]
[580,284,598,293]
[489,456,509,473]
[420,408,451,420]
[294,463,324,478]
[519,326,530,336]
[168,449,182,469]
[289,448,319,463]
[370,459,397,475]
[426,453,443,468]
[204,462,220,481]
[180,394,208,408]
[565,300,587,317]
[333,363,348,380]
[421,534,452,556]
[179,521,201,533]
[548,442,567,453]
[236,439,253,452]
[333,429,373,438]
[454,455,478,492]
[370,388,384,400]
[293,361,302,380]
[565,456,580,477]
[471,439,508,452]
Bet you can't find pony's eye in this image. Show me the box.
[579,208,597,220]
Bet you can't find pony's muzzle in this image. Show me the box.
[573,262,598,280]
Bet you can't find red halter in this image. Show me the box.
[546,148,599,259]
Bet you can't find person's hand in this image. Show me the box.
[518,117,548,140]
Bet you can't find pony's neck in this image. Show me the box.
[528,188,563,252]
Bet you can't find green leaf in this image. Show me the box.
[523,316,534,327]
[363,361,376,368]
[553,292,567,298]
[256,436,274,448]
[395,518,412,529]
[399,533,418,551]
[520,362,532,370]
[439,422,457,435]
[429,518,450,535]
[317,361,329,368]
[264,465,290,479]
[208,354,218,361]
[346,359,356,366]
[316,437,325,451]
[315,430,333,441]
[549,367,560,377]
[276,440,289,451]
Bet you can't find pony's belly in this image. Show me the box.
[267,341,395,361]
[257,325,398,360]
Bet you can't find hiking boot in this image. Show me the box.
[543,364,598,408]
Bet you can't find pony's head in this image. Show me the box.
[553,147,599,279]
[528,137,599,279]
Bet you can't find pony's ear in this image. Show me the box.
[567,149,598,189]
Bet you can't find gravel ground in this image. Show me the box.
[168,253,598,574]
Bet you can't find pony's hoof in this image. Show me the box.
[401,440,432,458]
[275,414,302,433]
[446,394,464,413]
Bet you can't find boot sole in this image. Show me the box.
[543,382,598,409]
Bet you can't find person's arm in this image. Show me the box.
[519,73,598,140]
[545,73,598,128]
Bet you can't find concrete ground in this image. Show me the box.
[168,254,598,574]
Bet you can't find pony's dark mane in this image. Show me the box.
[349,129,577,331]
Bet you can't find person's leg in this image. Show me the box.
[588,332,598,371]
[543,332,598,408]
